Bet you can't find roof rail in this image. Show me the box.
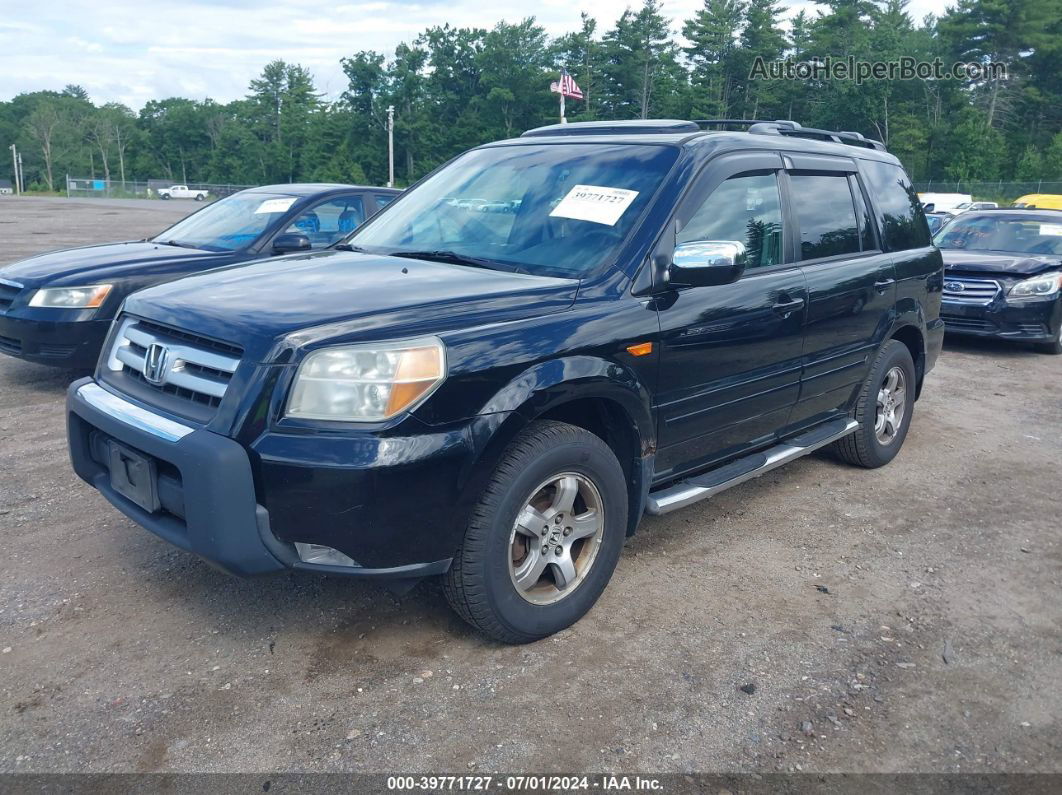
[518,117,887,151]
[693,118,886,152]
[692,119,800,130]
[521,119,701,138]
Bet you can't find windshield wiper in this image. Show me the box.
[155,239,198,249]
[388,249,507,271]
[331,243,366,252]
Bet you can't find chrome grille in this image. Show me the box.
[105,316,241,410]
[0,278,23,312]
[942,276,1001,305]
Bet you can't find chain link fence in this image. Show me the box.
[914,181,1062,203]
[65,176,255,200]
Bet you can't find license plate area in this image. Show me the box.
[108,441,160,513]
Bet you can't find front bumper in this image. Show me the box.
[0,312,111,368]
[941,297,1061,342]
[67,378,457,579]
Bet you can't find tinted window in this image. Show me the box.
[375,194,396,208]
[679,172,783,269]
[790,174,860,260]
[350,143,678,278]
[861,160,931,251]
[286,196,366,248]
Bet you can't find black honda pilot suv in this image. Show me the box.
[67,119,944,643]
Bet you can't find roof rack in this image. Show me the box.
[691,119,886,151]
[518,118,887,151]
[521,119,701,138]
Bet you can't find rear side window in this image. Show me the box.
[679,172,784,269]
[790,173,860,260]
[860,160,931,251]
[375,194,396,208]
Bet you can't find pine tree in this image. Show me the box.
[682,0,744,119]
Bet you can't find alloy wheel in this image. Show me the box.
[875,365,907,445]
[508,472,605,605]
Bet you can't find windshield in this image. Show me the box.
[154,192,300,251]
[934,214,1062,256]
[926,215,946,234]
[347,143,678,277]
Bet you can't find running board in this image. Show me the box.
[645,418,859,515]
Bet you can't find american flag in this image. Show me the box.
[550,69,584,100]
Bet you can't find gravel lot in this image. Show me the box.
[0,196,1059,775]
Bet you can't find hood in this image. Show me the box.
[124,250,579,361]
[941,249,1062,277]
[0,241,231,287]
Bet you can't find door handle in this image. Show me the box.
[874,278,896,293]
[772,298,805,316]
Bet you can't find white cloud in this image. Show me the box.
[1,0,951,109]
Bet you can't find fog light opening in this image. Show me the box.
[294,542,360,568]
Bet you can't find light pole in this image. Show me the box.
[9,144,19,196]
[387,105,395,189]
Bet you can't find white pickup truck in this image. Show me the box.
[157,185,208,201]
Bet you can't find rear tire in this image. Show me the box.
[443,420,627,644]
[833,339,916,469]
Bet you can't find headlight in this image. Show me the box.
[286,337,446,422]
[1008,272,1062,300]
[29,284,112,308]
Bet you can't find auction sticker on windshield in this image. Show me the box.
[255,198,298,214]
[549,185,639,226]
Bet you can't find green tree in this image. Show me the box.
[23,98,68,191]
[247,61,322,182]
[601,0,684,119]
[551,13,601,119]
[479,19,551,138]
[734,0,787,119]
[1015,145,1044,180]
[682,0,744,119]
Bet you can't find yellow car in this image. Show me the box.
[1013,194,1062,210]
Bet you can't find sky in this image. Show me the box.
[2,0,946,109]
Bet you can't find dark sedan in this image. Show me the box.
[0,183,400,368]
[936,209,1062,354]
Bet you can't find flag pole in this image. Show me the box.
[560,91,566,124]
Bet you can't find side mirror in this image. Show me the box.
[669,241,746,288]
[273,233,312,254]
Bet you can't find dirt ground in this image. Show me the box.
[0,196,1059,775]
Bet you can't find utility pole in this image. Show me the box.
[18,152,23,194]
[9,144,19,196]
[387,105,395,189]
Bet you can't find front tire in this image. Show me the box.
[833,339,916,468]
[443,420,628,644]
[1037,322,1062,355]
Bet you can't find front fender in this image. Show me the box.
[478,354,656,452]
[451,356,657,540]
